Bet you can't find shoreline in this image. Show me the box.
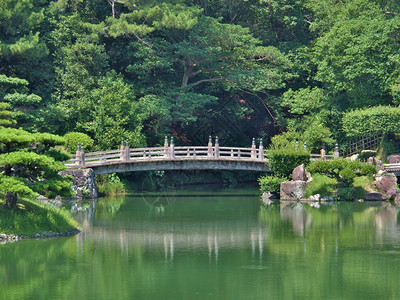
[0,228,81,243]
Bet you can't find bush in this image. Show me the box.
[342,106,400,138]
[380,133,400,155]
[305,173,337,198]
[64,132,94,153]
[307,159,377,186]
[267,149,310,178]
[259,175,288,194]
[358,150,377,161]
[96,173,127,196]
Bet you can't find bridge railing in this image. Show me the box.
[65,136,266,168]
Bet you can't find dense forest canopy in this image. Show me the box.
[1,0,399,151]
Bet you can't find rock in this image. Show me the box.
[388,155,400,164]
[365,192,386,201]
[37,195,48,200]
[307,194,320,201]
[374,174,397,193]
[386,188,399,201]
[76,188,84,198]
[292,164,307,181]
[350,154,359,161]
[262,192,274,205]
[305,171,313,184]
[321,196,334,201]
[0,234,7,240]
[280,181,307,200]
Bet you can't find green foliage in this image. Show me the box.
[380,133,400,155]
[342,106,400,138]
[0,0,48,59]
[96,173,127,196]
[309,0,400,108]
[307,159,377,186]
[0,175,37,199]
[0,126,36,153]
[358,150,377,161]
[29,176,74,198]
[43,149,71,162]
[0,151,65,178]
[267,149,310,178]
[64,132,94,153]
[281,87,327,115]
[258,175,288,194]
[0,198,77,235]
[305,173,338,198]
[0,102,16,127]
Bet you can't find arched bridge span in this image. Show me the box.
[65,138,269,175]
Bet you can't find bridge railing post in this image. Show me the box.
[258,138,264,162]
[251,138,256,159]
[75,143,81,166]
[125,140,130,161]
[215,136,220,159]
[208,135,213,157]
[334,143,340,159]
[170,137,175,159]
[120,140,125,161]
[80,143,86,167]
[164,136,169,158]
[320,143,326,161]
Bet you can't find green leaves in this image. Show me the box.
[342,106,400,138]
[307,159,377,186]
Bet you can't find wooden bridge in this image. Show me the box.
[65,137,270,175]
[65,136,400,175]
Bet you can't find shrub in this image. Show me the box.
[380,133,400,155]
[307,159,377,186]
[358,150,377,161]
[64,132,94,153]
[342,106,400,138]
[259,175,288,194]
[267,149,310,178]
[96,173,127,196]
[305,173,337,198]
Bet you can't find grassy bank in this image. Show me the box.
[0,198,78,236]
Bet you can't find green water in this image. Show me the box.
[2,188,400,299]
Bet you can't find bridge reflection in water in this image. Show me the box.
[66,195,400,264]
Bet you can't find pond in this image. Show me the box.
[1,187,400,299]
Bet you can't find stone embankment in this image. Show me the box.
[61,168,98,198]
[0,229,80,243]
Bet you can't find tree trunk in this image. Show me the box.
[5,192,17,209]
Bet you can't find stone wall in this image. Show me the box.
[61,168,98,198]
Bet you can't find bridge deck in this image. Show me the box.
[65,140,398,174]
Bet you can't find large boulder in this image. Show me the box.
[292,164,306,181]
[388,155,400,164]
[386,188,399,201]
[374,174,397,193]
[292,164,313,183]
[280,181,307,200]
